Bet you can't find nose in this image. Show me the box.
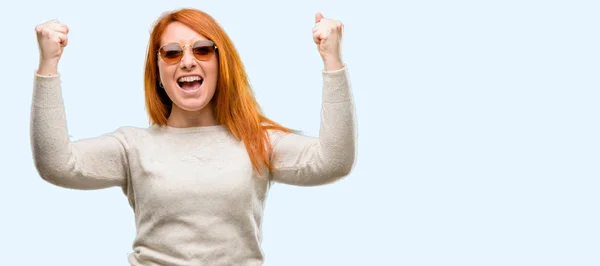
[180,47,196,70]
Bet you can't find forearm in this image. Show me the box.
[31,72,72,178]
[316,65,357,177]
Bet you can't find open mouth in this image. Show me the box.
[177,75,204,91]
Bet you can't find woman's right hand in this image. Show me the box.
[35,20,69,75]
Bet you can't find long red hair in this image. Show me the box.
[143,8,292,174]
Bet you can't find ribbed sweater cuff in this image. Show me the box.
[33,72,63,108]
[322,66,351,103]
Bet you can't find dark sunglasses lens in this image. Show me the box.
[192,44,215,60]
[160,44,183,64]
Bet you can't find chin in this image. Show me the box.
[175,99,211,112]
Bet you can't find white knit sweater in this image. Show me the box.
[30,66,356,266]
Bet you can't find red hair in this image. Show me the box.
[144,8,292,174]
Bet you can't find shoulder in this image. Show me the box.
[262,122,296,146]
[265,128,287,144]
[265,126,316,152]
[112,125,150,136]
[103,125,153,145]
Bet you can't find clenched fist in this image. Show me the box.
[312,12,344,71]
[35,20,69,75]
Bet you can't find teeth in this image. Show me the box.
[177,76,202,82]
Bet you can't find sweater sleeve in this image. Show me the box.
[30,72,130,190]
[269,66,357,186]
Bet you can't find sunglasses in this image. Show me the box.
[158,40,218,65]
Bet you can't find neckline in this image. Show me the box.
[152,124,228,134]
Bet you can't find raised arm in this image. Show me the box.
[30,20,129,190]
[269,13,357,186]
[269,67,356,186]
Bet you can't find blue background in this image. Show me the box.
[1,0,599,265]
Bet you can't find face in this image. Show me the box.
[157,22,219,113]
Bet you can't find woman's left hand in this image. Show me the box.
[313,12,344,71]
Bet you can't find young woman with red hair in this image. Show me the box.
[31,8,356,265]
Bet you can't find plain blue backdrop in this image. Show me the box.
[1,0,599,265]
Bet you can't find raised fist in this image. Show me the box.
[312,12,344,71]
[35,20,69,64]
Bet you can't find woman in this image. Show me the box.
[31,8,356,266]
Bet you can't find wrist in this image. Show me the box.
[37,59,59,76]
[323,57,344,71]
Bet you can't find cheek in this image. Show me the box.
[157,65,177,96]
[207,58,219,78]
[158,63,174,81]
[157,64,166,83]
